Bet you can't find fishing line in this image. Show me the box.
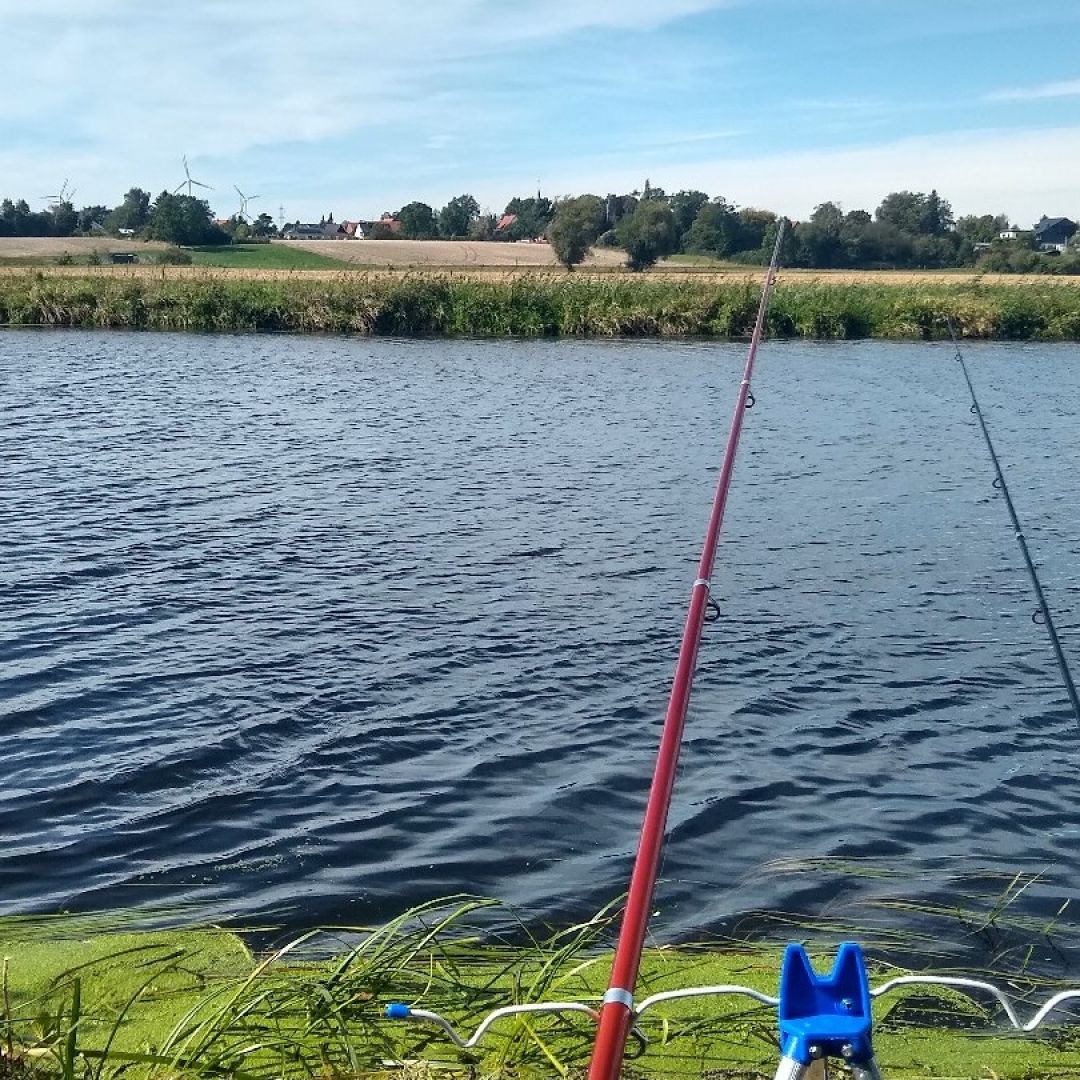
[945,317,1080,727]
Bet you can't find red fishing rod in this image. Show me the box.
[587,221,786,1080]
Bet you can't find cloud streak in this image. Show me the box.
[986,79,1080,102]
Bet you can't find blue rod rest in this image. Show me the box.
[777,942,873,1065]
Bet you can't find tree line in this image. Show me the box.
[0,188,277,247]
[2,182,1076,273]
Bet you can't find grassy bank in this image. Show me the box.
[185,245,355,270]
[4,898,1080,1080]
[1,270,1079,338]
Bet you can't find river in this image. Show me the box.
[3,329,1079,960]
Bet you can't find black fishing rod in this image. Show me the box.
[946,317,1080,727]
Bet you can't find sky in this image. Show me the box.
[3,0,1080,226]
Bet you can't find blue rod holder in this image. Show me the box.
[777,942,873,1065]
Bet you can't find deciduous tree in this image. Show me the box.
[548,195,605,269]
[876,190,954,236]
[468,214,496,240]
[438,194,479,239]
[76,205,109,234]
[502,195,554,240]
[616,200,679,270]
[682,197,740,257]
[955,213,1010,244]
[669,189,709,240]
[250,212,278,238]
[146,191,228,245]
[106,187,152,235]
[397,201,438,239]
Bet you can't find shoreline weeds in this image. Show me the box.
[1,269,1079,339]
[4,911,1080,1080]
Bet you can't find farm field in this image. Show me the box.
[0,236,171,259]
[2,237,1080,287]
[186,243,353,269]
[271,237,627,268]
[1,236,1079,285]
[0,236,624,270]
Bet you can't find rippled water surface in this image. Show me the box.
[3,330,1080,946]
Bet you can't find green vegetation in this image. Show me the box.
[4,180,1077,273]
[548,195,606,270]
[143,193,228,247]
[437,194,481,240]
[617,198,681,271]
[397,201,439,240]
[185,245,355,270]
[1,270,1079,339]
[4,896,1080,1080]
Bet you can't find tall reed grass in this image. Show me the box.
[1,271,1078,338]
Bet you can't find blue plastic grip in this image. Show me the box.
[385,1003,412,1019]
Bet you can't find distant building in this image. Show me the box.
[355,215,402,239]
[998,224,1021,240]
[494,213,518,234]
[1033,216,1077,253]
[281,224,321,239]
[281,222,347,240]
[342,220,364,238]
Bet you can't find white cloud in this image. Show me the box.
[0,0,736,210]
[542,126,1080,225]
[986,79,1080,103]
[2,1,1074,226]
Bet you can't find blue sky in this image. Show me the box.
[3,0,1079,226]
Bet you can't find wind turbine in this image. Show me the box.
[40,178,75,208]
[233,185,261,221]
[174,156,212,197]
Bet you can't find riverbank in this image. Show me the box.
[3,900,1079,1080]
[1,270,1079,338]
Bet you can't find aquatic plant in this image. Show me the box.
[0,270,1078,339]
[5,884,1080,1079]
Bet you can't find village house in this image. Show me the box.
[349,215,403,238]
[281,221,347,240]
[1033,216,1077,253]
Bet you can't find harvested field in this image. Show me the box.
[275,237,626,268]
[2,238,1079,285]
[0,236,170,258]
